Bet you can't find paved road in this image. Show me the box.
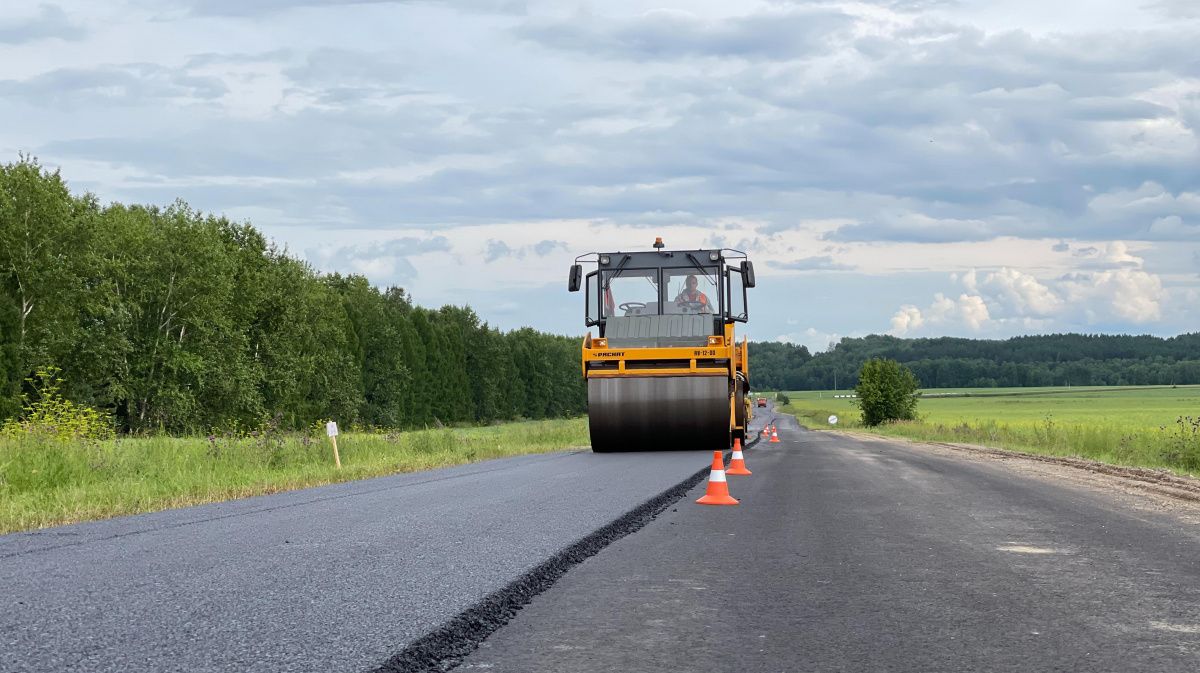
[10,404,1198,673]
[0,447,725,673]
[463,412,1200,672]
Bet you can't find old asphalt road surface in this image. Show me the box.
[0,448,726,673]
[463,410,1200,672]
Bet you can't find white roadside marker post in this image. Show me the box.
[326,421,342,469]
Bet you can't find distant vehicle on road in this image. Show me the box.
[756,397,767,407]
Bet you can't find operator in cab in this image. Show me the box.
[674,274,712,313]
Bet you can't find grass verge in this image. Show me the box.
[779,387,1200,478]
[0,418,589,534]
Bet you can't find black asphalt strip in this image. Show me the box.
[371,437,759,673]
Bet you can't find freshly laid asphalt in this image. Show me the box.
[462,411,1200,672]
[0,448,722,673]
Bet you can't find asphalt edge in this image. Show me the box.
[372,437,758,673]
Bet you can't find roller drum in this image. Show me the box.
[588,376,730,452]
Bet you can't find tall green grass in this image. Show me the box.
[780,386,1200,476]
[0,418,589,534]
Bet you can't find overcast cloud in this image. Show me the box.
[2,0,1198,352]
[0,3,85,44]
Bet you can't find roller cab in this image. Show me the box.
[568,240,755,452]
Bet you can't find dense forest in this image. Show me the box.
[0,158,585,432]
[749,333,1200,391]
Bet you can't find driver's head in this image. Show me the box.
[685,275,698,290]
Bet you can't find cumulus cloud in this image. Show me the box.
[957,295,991,330]
[930,293,991,330]
[1070,241,1154,270]
[890,305,924,335]
[958,269,978,293]
[977,268,1063,317]
[891,244,1167,334]
[0,4,85,44]
[1062,268,1165,323]
[890,292,990,335]
[775,327,843,354]
[1101,241,1144,268]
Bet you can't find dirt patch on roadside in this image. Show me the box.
[832,430,1200,518]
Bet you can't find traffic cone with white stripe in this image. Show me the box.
[696,450,738,506]
[726,437,751,476]
[761,424,770,438]
[769,425,780,443]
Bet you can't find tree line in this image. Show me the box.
[750,333,1200,391]
[8,156,1195,431]
[0,158,585,432]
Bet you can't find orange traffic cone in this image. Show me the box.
[696,450,739,506]
[769,425,780,443]
[761,425,770,438]
[726,438,751,475]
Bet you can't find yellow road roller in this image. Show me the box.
[568,238,755,452]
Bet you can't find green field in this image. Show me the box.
[0,418,589,534]
[779,385,1200,475]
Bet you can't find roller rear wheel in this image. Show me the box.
[588,376,730,452]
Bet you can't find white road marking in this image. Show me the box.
[1150,621,1200,634]
[996,545,1060,554]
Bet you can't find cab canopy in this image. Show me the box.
[569,247,754,348]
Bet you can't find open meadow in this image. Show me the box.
[0,418,589,534]
[780,385,1200,476]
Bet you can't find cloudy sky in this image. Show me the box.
[2,0,1199,351]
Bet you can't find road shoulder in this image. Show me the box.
[829,428,1200,520]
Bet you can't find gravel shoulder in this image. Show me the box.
[833,429,1200,520]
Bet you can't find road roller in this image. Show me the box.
[567,238,756,452]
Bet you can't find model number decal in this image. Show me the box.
[594,351,625,357]
[693,349,719,356]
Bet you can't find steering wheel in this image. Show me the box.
[676,300,707,313]
[618,302,647,313]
